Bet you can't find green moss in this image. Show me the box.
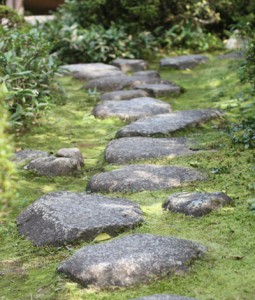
[1,56,255,300]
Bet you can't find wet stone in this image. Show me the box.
[84,75,171,92]
[93,98,172,121]
[57,233,206,287]
[116,109,223,138]
[133,70,160,78]
[133,295,197,300]
[111,58,148,73]
[100,90,149,101]
[105,137,199,164]
[86,164,206,193]
[160,55,208,70]
[17,191,143,246]
[134,83,181,97]
[61,63,123,80]
[13,149,49,164]
[163,192,233,217]
[24,156,79,176]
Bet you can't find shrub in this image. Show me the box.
[0,27,62,128]
[0,5,26,28]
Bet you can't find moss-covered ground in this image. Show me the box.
[1,56,255,300]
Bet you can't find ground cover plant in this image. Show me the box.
[1,55,255,299]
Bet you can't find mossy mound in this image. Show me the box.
[0,5,26,28]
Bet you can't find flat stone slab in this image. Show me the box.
[58,234,206,287]
[100,90,149,101]
[134,83,181,97]
[133,70,160,78]
[86,165,206,193]
[111,58,148,73]
[17,191,143,246]
[61,63,123,80]
[84,75,171,92]
[163,192,233,217]
[24,156,79,176]
[116,109,223,138]
[105,137,199,164]
[25,15,55,25]
[133,295,197,300]
[14,149,49,164]
[160,55,208,70]
[93,98,172,121]
[218,51,244,60]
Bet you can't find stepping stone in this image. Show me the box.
[93,98,172,121]
[17,191,143,246]
[100,90,149,101]
[24,156,79,176]
[218,51,244,60]
[61,63,123,80]
[160,55,208,70]
[25,15,55,25]
[14,149,49,164]
[163,192,233,217]
[86,165,206,193]
[134,83,181,97]
[56,147,84,168]
[105,137,199,164]
[133,295,197,300]
[116,109,223,138]
[84,75,171,92]
[133,70,160,78]
[111,58,148,73]
[57,233,206,287]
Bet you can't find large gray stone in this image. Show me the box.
[57,234,206,287]
[93,98,172,121]
[111,58,148,73]
[24,156,79,176]
[14,149,49,164]
[84,75,172,92]
[25,15,55,25]
[100,90,149,101]
[105,137,199,164]
[163,192,233,217]
[160,55,208,70]
[61,63,123,80]
[133,70,160,78]
[116,109,223,138]
[134,83,181,97]
[56,148,84,168]
[86,165,206,193]
[133,295,197,300]
[17,191,143,246]
[218,51,244,60]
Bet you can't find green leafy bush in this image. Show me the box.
[0,5,26,28]
[0,27,62,128]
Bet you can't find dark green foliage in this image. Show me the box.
[0,5,26,28]
[0,27,63,128]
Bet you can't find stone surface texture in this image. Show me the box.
[116,109,223,138]
[163,192,233,217]
[133,295,197,300]
[25,15,55,25]
[24,156,79,176]
[133,70,160,78]
[218,51,244,60]
[86,165,206,193]
[111,58,148,73]
[160,55,208,70]
[17,191,143,246]
[134,84,181,97]
[56,148,84,168]
[84,75,172,92]
[93,98,172,121]
[57,234,206,287]
[105,137,198,164]
[100,90,149,101]
[61,63,123,80]
[14,149,49,164]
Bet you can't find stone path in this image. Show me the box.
[58,234,206,287]
[17,56,234,295]
[105,137,200,164]
[93,97,172,121]
[17,192,143,246]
